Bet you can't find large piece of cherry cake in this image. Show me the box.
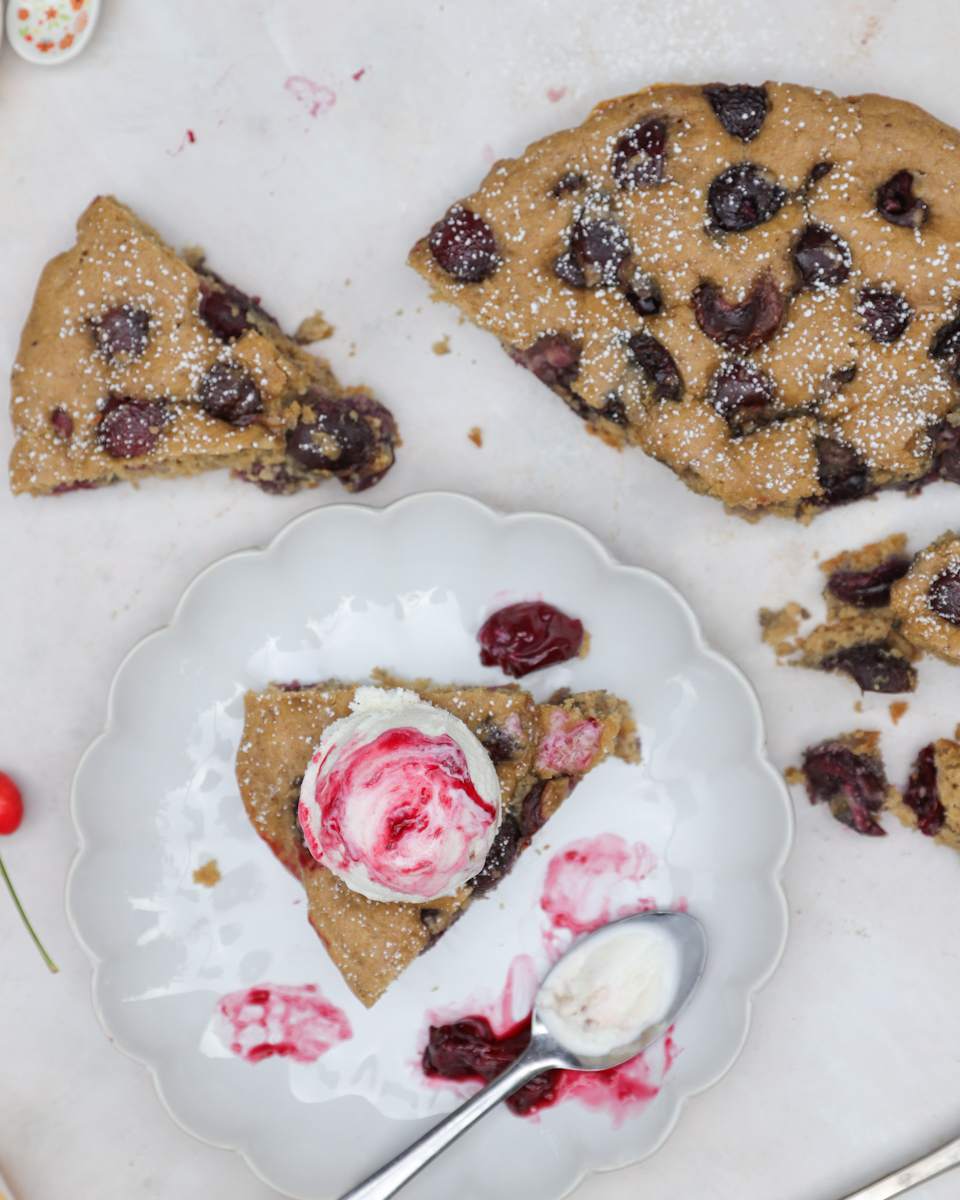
[9,196,397,496]
[235,677,638,1007]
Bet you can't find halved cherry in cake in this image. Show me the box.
[97,396,165,458]
[554,215,630,289]
[50,408,74,439]
[876,170,929,228]
[478,602,585,678]
[827,556,911,607]
[507,334,581,392]
[858,288,912,343]
[707,163,785,232]
[709,360,774,432]
[90,305,150,360]
[800,741,888,836]
[702,84,768,141]
[198,362,264,424]
[286,391,396,481]
[929,562,960,625]
[470,814,524,894]
[820,644,916,693]
[816,437,873,506]
[902,744,946,836]
[611,119,667,188]
[428,205,500,282]
[627,332,682,400]
[793,225,851,288]
[693,276,784,352]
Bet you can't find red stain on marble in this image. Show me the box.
[284,76,337,117]
[547,86,567,102]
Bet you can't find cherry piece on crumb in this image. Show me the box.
[826,557,911,608]
[0,773,24,835]
[477,602,584,677]
[801,742,888,836]
[929,563,960,625]
[902,744,946,836]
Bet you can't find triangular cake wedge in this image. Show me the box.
[410,82,960,520]
[10,196,398,496]
[235,678,639,1007]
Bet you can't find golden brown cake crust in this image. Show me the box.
[410,83,960,519]
[235,679,638,1006]
[9,196,396,496]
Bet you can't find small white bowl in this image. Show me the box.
[6,0,100,65]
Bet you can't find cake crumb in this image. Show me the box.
[468,426,482,447]
[578,631,591,659]
[759,603,809,657]
[855,701,863,712]
[432,335,451,355]
[193,860,221,888]
[889,701,908,724]
[955,723,960,741]
[294,311,334,344]
[784,766,804,785]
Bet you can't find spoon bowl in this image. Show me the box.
[340,910,707,1200]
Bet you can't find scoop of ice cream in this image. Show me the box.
[298,686,501,903]
[536,923,679,1057]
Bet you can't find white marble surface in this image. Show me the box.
[3,1,960,1198]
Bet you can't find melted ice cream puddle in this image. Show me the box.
[536,922,680,1058]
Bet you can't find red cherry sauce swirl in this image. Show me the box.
[301,727,498,899]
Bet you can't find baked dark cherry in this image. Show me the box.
[199,280,254,341]
[929,562,960,625]
[611,119,667,189]
[692,277,785,352]
[470,815,524,894]
[929,312,960,364]
[710,360,775,432]
[832,365,857,386]
[51,480,97,493]
[827,557,911,608]
[428,205,500,282]
[97,396,164,459]
[707,163,785,232]
[520,779,549,839]
[477,601,584,677]
[810,161,834,183]
[876,170,929,228]
[552,172,585,197]
[507,334,581,394]
[286,391,396,482]
[931,419,960,484]
[566,391,629,428]
[477,722,519,764]
[903,744,946,837]
[50,408,73,439]
[793,225,852,288]
[554,215,630,289]
[90,305,150,360]
[857,288,912,343]
[816,437,873,506]
[618,263,662,316]
[422,1014,558,1115]
[198,362,264,424]
[702,84,769,142]
[820,644,916,693]
[628,331,683,400]
[801,742,887,836]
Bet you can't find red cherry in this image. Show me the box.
[0,773,24,835]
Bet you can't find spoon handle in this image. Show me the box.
[337,1045,563,1200]
[838,1133,960,1199]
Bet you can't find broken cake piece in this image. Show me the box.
[235,676,639,1007]
[9,196,398,496]
[760,534,918,693]
[889,531,960,665]
[887,738,960,852]
[787,730,897,836]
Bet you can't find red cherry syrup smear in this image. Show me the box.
[216,984,352,1064]
[477,602,584,678]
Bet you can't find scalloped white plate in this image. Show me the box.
[66,492,792,1200]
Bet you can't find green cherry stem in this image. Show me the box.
[0,849,58,973]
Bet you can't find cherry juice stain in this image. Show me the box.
[284,76,337,118]
[421,834,678,1122]
[541,832,659,942]
[215,984,351,1064]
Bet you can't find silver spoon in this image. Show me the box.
[837,1132,960,1199]
[338,910,707,1200]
